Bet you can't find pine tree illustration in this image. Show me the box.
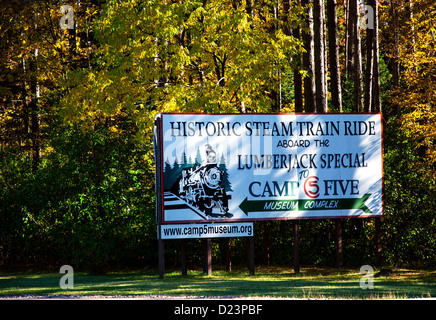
[195,147,202,166]
[164,157,181,192]
[163,157,174,191]
[180,150,188,167]
[219,154,232,192]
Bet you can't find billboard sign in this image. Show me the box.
[155,113,382,224]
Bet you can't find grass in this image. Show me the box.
[1,266,435,299]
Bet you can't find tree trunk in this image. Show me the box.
[327,0,342,112]
[203,238,212,275]
[293,221,300,274]
[375,217,382,268]
[351,0,363,112]
[29,47,41,171]
[372,0,381,113]
[293,42,304,112]
[302,0,316,112]
[269,2,281,112]
[284,0,303,112]
[336,219,343,271]
[68,18,76,57]
[181,239,187,276]
[247,236,255,275]
[263,221,270,266]
[345,0,354,80]
[364,3,374,113]
[314,0,327,113]
[225,238,232,271]
[391,0,400,116]
[246,0,253,19]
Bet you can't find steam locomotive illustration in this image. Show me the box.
[173,145,231,218]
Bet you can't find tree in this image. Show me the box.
[389,0,401,116]
[313,0,327,113]
[364,0,381,113]
[60,0,304,129]
[0,1,96,169]
[344,0,363,112]
[364,1,375,113]
[2,0,436,271]
[292,27,304,112]
[327,0,342,112]
[163,158,174,190]
[219,154,232,192]
[391,0,436,168]
[371,0,381,113]
[301,0,316,112]
[195,147,203,166]
[352,0,363,112]
[284,0,304,112]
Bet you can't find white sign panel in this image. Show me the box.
[156,113,383,223]
[160,222,254,239]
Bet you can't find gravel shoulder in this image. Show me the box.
[0,294,300,300]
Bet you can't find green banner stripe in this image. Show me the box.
[239,194,372,215]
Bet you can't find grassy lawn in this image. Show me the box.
[1,266,435,299]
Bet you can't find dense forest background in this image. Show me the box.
[0,0,435,274]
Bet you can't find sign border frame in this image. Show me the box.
[156,112,383,225]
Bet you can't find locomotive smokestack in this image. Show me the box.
[205,144,216,164]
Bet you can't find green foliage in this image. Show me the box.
[382,118,436,267]
[61,0,303,125]
[1,0,435,273]
[1,116,157,273]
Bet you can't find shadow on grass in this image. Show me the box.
[1,267,435,299]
